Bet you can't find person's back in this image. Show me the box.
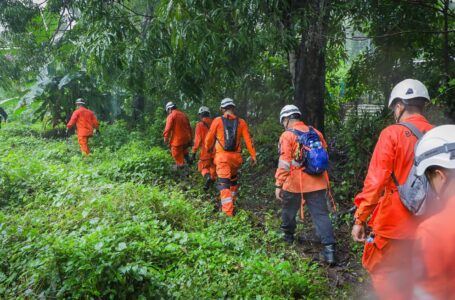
[193,116,213,160]
[356,115,433,239]
[71,106,98,137]
[205,98,256,216]
[66,98,99,155]
[351,79,433,300]
[275,104,336,264]
[163,102,193,168]
[192,106,216,190]
[164,109,192,147]
[206,113,255,156]
[276,120,328,193]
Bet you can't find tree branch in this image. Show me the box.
[347,29,455,41]
[114,0,154,18]
[406,0,455,18]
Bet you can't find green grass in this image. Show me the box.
[0,122,328,299]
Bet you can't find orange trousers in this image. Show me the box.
[362,235,413,300]
[198,158,216,180]
[77,135,90,156]
[214,152,243,216]
[171,145,189,166]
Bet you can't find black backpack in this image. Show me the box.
[221,116,239,151]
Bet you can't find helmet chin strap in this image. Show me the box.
[395,106,406,123]
[285,118,290,129]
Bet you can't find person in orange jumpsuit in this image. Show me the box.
[192,106,216,190]
[275,104,335,264]
[411,125,455,299]
[205,98,257,216]
[163,102,193,168]
[66,98,99,156]
[351,79,433,300]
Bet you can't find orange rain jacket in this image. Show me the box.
[66,106,99,137]
[192,117,213,160]
[413,195,455,299]
[163,109,192,147]
[275,121,328,193]
[204,112,256,160]
[354,114,433,239]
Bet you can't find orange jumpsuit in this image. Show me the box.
[192,117,216,180]
[66,106,99,155]
[163,109,193,166]
[275,121,328,193]
[413,195,455,299]
[353,114,433,300]
[205,112,256,216]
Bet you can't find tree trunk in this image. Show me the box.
[132,94,145,122]
[293,0,329,133]
[131,3,155,125]
[442,0,450,84]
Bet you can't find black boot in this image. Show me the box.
[320,244,336,266]
[203,174,212,191]
[283,234,295,245]
[184,154,193,166]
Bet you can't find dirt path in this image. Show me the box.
[179,163,375,299]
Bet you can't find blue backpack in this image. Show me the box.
[287,127,329,175]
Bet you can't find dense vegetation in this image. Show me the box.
[0,115,330,299]
[0,0,453,298]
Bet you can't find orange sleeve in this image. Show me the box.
[354,128,397,223]
[240,120,256,159]
[275,133,292,187]
[192,123,202,154]
[163,114,174,142]
[66,110,79,129]
[205,118,218,151]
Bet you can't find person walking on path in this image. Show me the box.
[205,98,256,216]
[275,104,336,265]
[66,98,99,156]
[192,106,216,190]
[163,101,193,169]
[351,79,433,300]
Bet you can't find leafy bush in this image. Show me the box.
[0,123,327,299]
[326,110,391,206]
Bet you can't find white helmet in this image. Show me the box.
[198,106,210,115]
[75,98,85,105]
[220,98,236,109]
[388,79,430,108]
[165,101,176,112]
[279,105,301,123]
[415,125,455,176]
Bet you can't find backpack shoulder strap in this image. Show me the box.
[398,122,424,139]
[201,121,210,129]
[286,128,304,135]
[391,122,423,187]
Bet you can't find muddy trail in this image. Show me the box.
[175,160,375,299]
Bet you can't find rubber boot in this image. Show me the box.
[203,174,212,191]
[320,244,336,266]
[283,234,294,245]
[184,153,193,166]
